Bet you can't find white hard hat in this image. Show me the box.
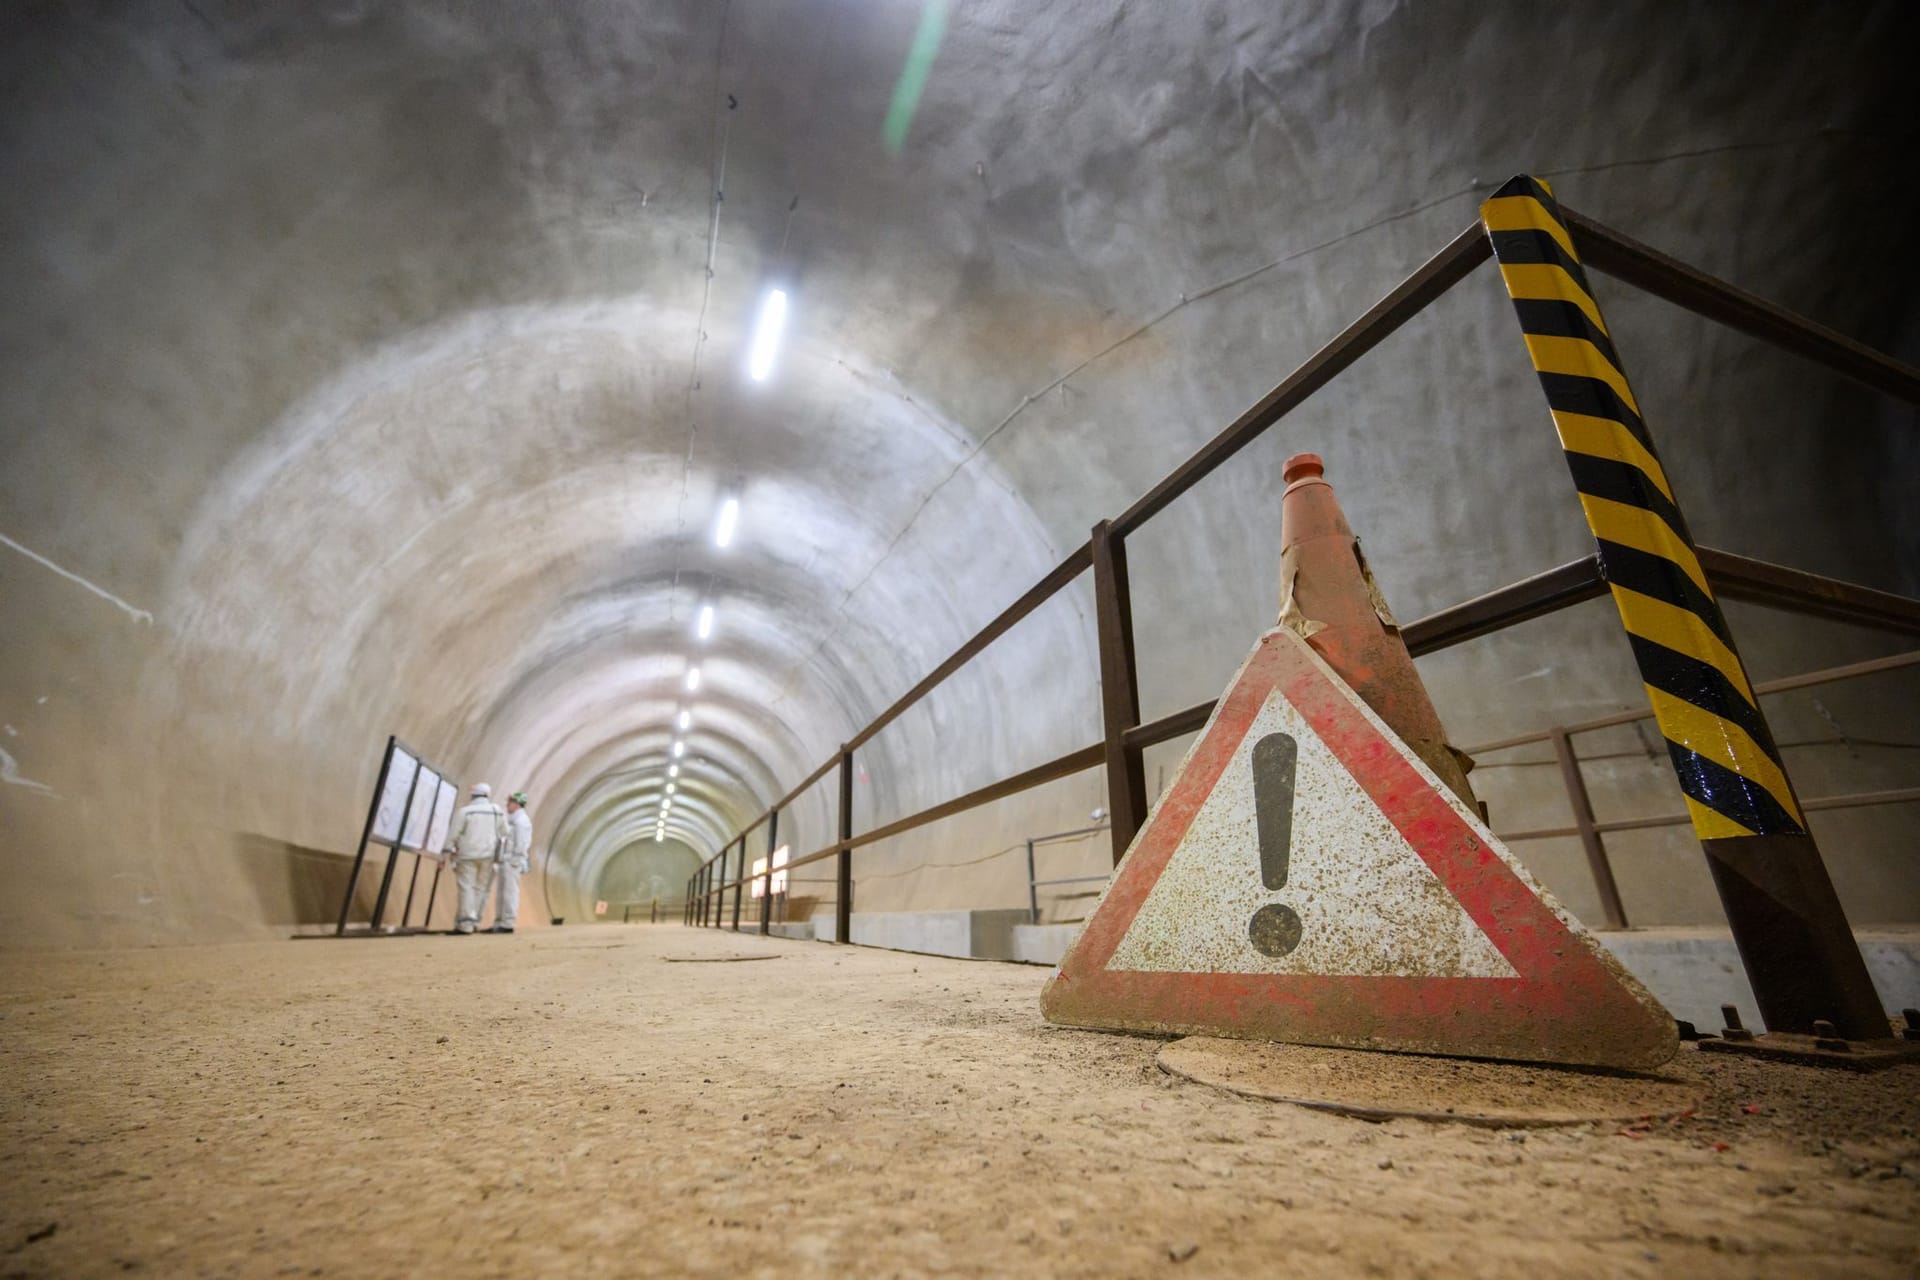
[471,782,491,797]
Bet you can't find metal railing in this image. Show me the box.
[1022,822,1110,925]
[1464,649,1920,929]
[684,196,1920,1030]
[618,899,687,924]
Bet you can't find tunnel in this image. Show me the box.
[3,2,1918,1275]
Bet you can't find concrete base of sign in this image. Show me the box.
[1157,1035,1705,1127]
[1014,922,1920,1030]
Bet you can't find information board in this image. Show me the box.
[400,768,439,850]
[425,778,458,854]
[371,748,419,845]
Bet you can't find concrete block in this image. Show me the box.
[1012,922,1080,966]
[1598,928,1919,1034]
[808,909,1029,960]
[809,911,1920,1038]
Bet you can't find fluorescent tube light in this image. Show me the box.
[748,289,788,382]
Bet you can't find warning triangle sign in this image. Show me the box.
[1043,628,1676,1070]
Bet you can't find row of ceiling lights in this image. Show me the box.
[658,289,788,844]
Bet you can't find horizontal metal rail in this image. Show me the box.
[1697,548,1920,637]
[1500,786,1920,843]
[1463,648,1920,755]
[843,744,1107,855]
[847,545,1096,755]
[1567,210,1920,408]
[1110,225,1492,538]
[1030,823,1111,846]
[1118,552,1612,755]
[711,743,1106,894]
[704,544,1097,859]
[1119,554,1920,760]
[1399,554,1609,652]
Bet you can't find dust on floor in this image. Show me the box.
[1,927,1915,1278]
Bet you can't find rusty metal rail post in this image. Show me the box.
[760,809,778,935]
[732,836,746,931]
[1026,839,1039,925]
[1549,727,1627,930]
[1484,175,1886,1038]
[836,748,854,944]
[1091,521,1148,866]
[422,861,444,930]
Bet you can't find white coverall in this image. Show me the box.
[446,798,506,933]
[494,806,533,930]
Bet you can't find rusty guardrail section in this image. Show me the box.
[687,186,1920,1038]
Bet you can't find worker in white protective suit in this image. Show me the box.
[489,790,533,934]
[445,782,507,935]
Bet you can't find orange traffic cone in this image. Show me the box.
[1278,453,1477,807]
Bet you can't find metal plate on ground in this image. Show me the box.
[662,954,783,963]
[1698,1032,1920,1073]
[1157,1035,1704,1128]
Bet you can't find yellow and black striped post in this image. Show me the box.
[1479,175,1885,1039]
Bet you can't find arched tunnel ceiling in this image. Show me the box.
[1,2,1915,941]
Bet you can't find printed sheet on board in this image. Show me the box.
[424,779,459,854]
[371,748,419,845]
[400,768,439,850]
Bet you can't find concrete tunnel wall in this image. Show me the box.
[1,1,1916,948]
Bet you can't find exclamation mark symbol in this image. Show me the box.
[1248,732,1303,957]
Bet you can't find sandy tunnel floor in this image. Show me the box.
[2,926,1916,1279]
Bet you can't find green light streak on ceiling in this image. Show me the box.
[882,0,949,156]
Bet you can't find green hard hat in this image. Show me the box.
[510,791,529,805]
